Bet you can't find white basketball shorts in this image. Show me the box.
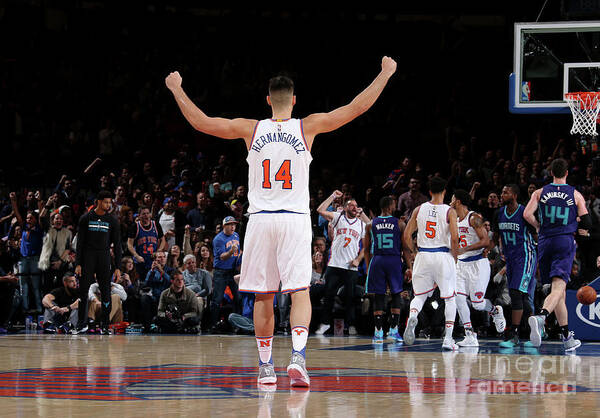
[456,257,491,303]
[411,251,456,299]
[239,212,312,294]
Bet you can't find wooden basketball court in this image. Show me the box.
[0,334,599,417]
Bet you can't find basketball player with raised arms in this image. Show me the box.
[402,176,460,351]
[165,56,397,386]
[450,189,505,347]
[363,195,406,344]
[492,184,536,348]
[524,158,591,351]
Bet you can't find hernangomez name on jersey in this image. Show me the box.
[246,118,313,214]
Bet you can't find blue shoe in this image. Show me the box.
[386,327,403,343]
[499,335,518,348]
[372,329,384,344]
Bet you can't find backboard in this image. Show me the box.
[509,21,600,114]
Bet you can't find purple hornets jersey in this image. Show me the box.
[370,216,402,256]
[538,183,578,238]
[496,204,536,291]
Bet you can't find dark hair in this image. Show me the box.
[505,184,520,198]
[138,205,150,213]
[550,158,568,178]
[429,176,447,194]
[171,269,184,279]
[63,271,75,281]
[97,190,113,201]
[379,195,395,211]
[268,75,294,96]
[453,189,471,206]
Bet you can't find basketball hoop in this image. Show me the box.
[565,92,600,137]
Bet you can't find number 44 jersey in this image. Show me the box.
[246,118,312,214]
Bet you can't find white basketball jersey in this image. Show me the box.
[416,202,451,249]
[328,212,365,271]
[246,118,312,214]
[457,211,483,260]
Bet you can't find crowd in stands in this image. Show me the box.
[1,3,599,337]
[0,127,598,338]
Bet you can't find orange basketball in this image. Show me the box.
[576,286,597,305]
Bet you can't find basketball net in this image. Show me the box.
[565,92,600,137]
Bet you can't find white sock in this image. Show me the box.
[256,336,273,364]
[444,296,456,339]
[291,326,308,356]
[456,293,472,330]
[409,294,427,318]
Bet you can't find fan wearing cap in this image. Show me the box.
[210,216,241,330]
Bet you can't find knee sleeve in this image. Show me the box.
[409,294,428,314]
[509,288,525,310]
[373,294,386,312]
[444,296,457,322]
[456,293,471,324]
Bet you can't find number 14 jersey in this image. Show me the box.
[247,118,312,214]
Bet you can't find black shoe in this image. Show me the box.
[99,327,111,335]
[71,323,89,335]
[43,324,57,334]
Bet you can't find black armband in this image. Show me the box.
[578,214,592,231]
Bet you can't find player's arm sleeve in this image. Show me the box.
[578,213,592,231]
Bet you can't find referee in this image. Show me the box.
[74,190,122,334]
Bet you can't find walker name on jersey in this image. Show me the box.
[375,223,395,231]
[540,191,574,206]
[250,132,306,154]
[498,222,520,231]
[336,227,361,239]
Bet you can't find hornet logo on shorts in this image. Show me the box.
[0,364,585,400]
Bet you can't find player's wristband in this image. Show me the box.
[578,214,592,231]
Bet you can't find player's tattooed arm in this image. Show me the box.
[363,223,372,271]
[523,189,541,232]
[402,206,419,266]
[448,207,459,261]
[317,190,342,222]
[458,213,490,255]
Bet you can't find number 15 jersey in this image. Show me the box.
[247,118,312,214]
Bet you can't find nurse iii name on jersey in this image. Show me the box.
[250,131,307,154]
